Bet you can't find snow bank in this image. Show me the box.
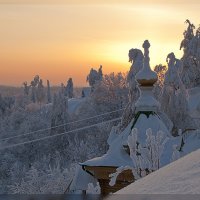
[116,149,200,194]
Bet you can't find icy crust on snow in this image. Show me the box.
[188,87,200,118]
[117,149,200,194]
[81,114,177,168]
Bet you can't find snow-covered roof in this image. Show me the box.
[81,40,175,171]
[116,149,200,194]
[81,112,178,168]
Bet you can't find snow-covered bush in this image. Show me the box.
[9,162,76,194]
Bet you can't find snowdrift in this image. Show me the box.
[116,149,200,194]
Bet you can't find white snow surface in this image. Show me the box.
[117,149,200,194]
[81,114,178,167]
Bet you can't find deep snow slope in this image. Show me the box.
[117,149,200,194]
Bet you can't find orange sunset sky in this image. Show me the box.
[0,0,199,87]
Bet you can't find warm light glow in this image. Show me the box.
[0,1,199,86]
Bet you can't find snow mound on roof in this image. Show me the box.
[132,114,170,145]
[81,114,178,167]
[117,149,200,194]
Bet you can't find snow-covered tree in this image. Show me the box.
[91,72,128,111]
[128,48,143,78]
[180,20,200,88]
[51,92,68,134]
[144,128,168,170]
[119,49,143,131]
[65,78,74,98]
[30,82,36,103]
[153,64,167,99]
[161,52,195,134]
[98,65,103,81]
[127,128,146,178]
[47,80,52,103]
[23,82,30,96]
[87,66,103,92]
[28,75,47,104]
[127,48,143,103]
[126,128,168,177]
[81,90,85,98]
[154,64,167,87]
[0,94,15,117]
[9,162,75,194]
[36,79,45,104]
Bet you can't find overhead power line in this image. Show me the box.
[0,108,124,142]
[0,117,121,151]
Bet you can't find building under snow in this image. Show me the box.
[69,40,183,195]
